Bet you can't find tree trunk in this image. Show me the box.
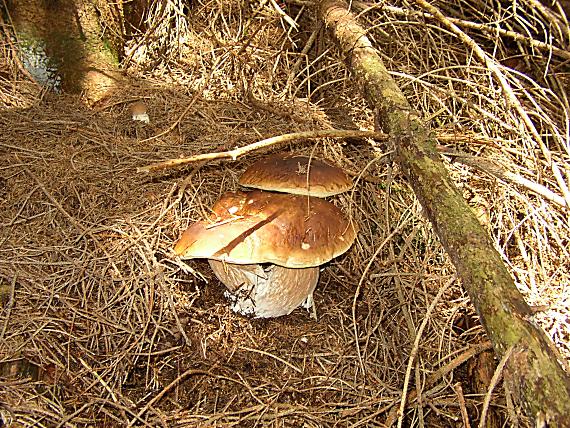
[318,1,570,426]
[8,0,123,104]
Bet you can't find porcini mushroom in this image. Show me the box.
[174,190,357,267]
[173,190,357,317]
[239,153,352,197]
[129,101,150,123]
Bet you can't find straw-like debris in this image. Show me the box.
[1,0,568,426]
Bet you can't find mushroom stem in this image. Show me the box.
[209,260,320,318]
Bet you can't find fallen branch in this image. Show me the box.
[137,126,498,173]
[319,1,570,425]
[137,129,388,173]
[139,128,565,209]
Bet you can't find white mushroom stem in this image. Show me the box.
[208,260,319,318]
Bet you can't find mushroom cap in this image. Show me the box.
[129,101,150,123]
[209,260,319,318]
[173,190,357,268]
[239,153,352,197]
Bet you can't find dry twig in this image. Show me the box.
[137,129,386,172]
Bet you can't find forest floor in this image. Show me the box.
[1,1,569,426]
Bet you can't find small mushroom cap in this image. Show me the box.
[129,101,150,123]
[239,153,352,197]
[173,190,357,268]
[209,260,319,318]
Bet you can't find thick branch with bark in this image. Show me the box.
[318,1,570,425]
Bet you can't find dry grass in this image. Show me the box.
[0,0,568,426]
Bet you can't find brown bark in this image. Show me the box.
[318,1,570,426]
[9,0,123,104]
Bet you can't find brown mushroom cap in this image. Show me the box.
[209,260,319,318]
[129,101,150,123]
[173,190,357,268]
[239,153,352,197]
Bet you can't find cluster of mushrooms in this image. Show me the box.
[173,153,358,318]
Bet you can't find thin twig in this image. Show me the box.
[137,129,387,172]
[396,276,456,428]
[478,345,515,428]
[413,0,570,209]
[285,27,322,92]
[454,382,472,428]
[128,368,215,426]
[240,346,303,374]
[440,147,568,208]
[0,274,16,340]
[78,357,118,403]
[385,340,494,426]
[352,1,570,61]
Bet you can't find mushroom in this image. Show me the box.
[239,153,352,197]
[129,101,150,123]
[173,190,357,317]
[208,261,319,318]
